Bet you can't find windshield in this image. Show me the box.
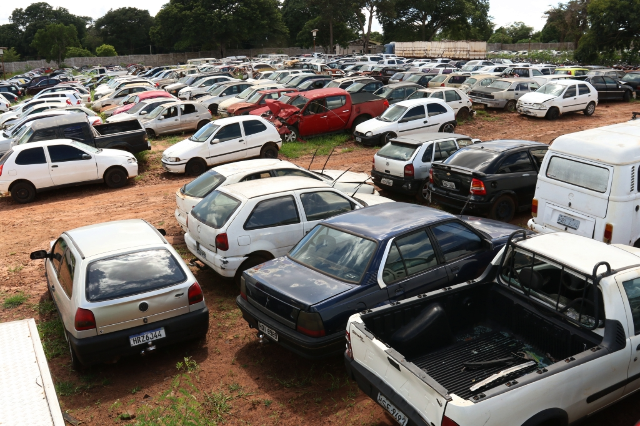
[546,156,610,193]
[373,86,393,97]
[183,170,227,198]
[237,87,254,99]
[15,127,34,145]
[191,190,241,229]
[178,76,190,84]
[246,91,265,103]
[325,80,342,88]
[209,85,229,97]
[146,105,165,120]
[431,75,447,83]
[12,124,30,140]
[487,80,511,90]
[377,105,407,122]
[406,74,424,83]
[461,65,477,71]
[377,141,417,160]
[536,83,566,96]
[128,102,147,114]
[290,95,309,108]
[288,225,376,284]
[190,123,220,142]
[444,147,499,171]
[463,78,478,86]
[346,82,366,92]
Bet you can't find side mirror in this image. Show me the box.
[210,138,220,144]
[30,250,49,260]
[158,116,164,120]
[140,111,148,115]
[82,153,91,160]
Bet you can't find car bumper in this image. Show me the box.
[69,307,209,366]
[354,133,382,146]
[344,354,430,426]
[429,187,493,215]
[175,208,188,232]
[371,169,422,195]
[161,160,187,173]
[236,296,345,359]
[527,218,559,234]
[0,180,10,193]
[517,106,547,117]
[471,98,507,108]
[184,232,245,278]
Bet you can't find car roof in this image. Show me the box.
[212,158,291,176]
[211,115,267,126]
[65,219,166,259]
[549,79,581,86]
[296,88,348,99]
[393,98,448,108]
[11,138,77,152]
[30,113,87,131]
[469,140,544,152]
[390,133,471,145]
[418,87,460,92]
[386,82,422,88]
[323,203,454,242]
[550,119,640,165]
[221,176,329,199]
[138,91,172,99]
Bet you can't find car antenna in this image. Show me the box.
[351,175,372,196]
[308,148,319,170]
[321,147,335,174]
[331,167,352,187]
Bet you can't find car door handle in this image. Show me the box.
[423,120,428,123]
[342,110,350,113]
[51,165,58,168]
[451,266,460,272]
[321,116,327,118]
[238,139,244,142]
[522,174,530,176]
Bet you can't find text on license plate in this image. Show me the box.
[129,327,166,347]
[377,393,408,426]
[355,137,362,142]
[196,242,206,259]
[442,180,456,189]
[380,178,393,186]
[557,214,580,230]
[258,322,278,341]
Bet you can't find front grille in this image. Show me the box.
[469,91,493,99]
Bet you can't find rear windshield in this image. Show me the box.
[546,156,610,193]
[444,147,499,171]
[183,170,227,198]
[377,141,418,161]
[191,190,241,228]
[86,249,187,302]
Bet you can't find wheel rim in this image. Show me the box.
[496,201,513,220]
[15,188,29,200]
[506,102,515,112]
[111,173,123,184]
[421,181,430,201]
[264,148,277,158]
[587,104,595,114]
[443,124,454,133]
[283,131,297,142]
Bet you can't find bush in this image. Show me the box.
[96,44,118,57]
[67,47,95,57]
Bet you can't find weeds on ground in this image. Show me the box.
[33,300,56,315]
[37,318,66,359]
[3,292,27,308]
[279,134,350,159]
[7,265,23,273]
[166,135,185,145]
[135,151,149,164]
[55,381,79,396]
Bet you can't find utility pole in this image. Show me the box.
[149,45,152,55]
[312,29,318,56]
[0,48,5,81]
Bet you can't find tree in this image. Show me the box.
[503,22,534,43]
[296,16,357,52]
[94,8,154,55]
[488,28,512,44]
[67,46,94,57]
[0,24,23,57]
[282,0,314,46]
[2,47,21,62]
[31,23,80,67]
[438,0,493,40]
[352,0,395,55]
[96,44,118,57]
[540,0,589,45]
[82,26,104,52]
[370,31,384,43]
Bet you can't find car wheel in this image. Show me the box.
[234,256,269,288]
[490,195,516,222]
[282,126,299,143]
[10,181,36,204]
[456,107,470,121]
[545,107,559,120]
[584,102,596,116]
[104,167,128,188]
[624,90,631,102]
[146,128,156,138]
[415,179,430,203]
[439,122,456,133]
[260,143,278,159]
[350,115,370,135]
[505,100,517,112]
[196,120,209,130]
[66,331,85,371]
[382,132,397,145]
[185,158,207,176]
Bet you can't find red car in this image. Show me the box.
[110,91,175,116]
[263,88,389,142]
[226,88,299,116]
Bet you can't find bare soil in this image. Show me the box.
[1,101,639,425]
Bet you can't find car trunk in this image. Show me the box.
[175,189,202,219]
[374,142,420,178]
[431,163,475,196]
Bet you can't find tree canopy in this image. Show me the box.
[94,8,155,55]
[31,23,81,67]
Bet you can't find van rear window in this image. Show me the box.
[377,142,417,161]
[546,156,610,193]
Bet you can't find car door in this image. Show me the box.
[158,105,181,133]
[179,103,199,131]
[616,273,640,398]
[560,84,580,112]
[576,83,593,108]
[242,119,270,157]
[12,147,54,189]
[325,95,351,132]
[514,82,529,101]
[494,150,539,207]
[444,90,463,113]
[46,144,98,185]
[298,190,356,234]
[603,76,622,100]
[207,122,246,165]
[298,98,328,136]
[589,77,608,99]
[397,105,428,135]
[47,238,77,332]
[382,228,449,300]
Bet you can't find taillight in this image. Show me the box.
[383,99,389,108]
[155,83,159,87]
[441,83,445,87]
[215,233,229,251]
[74,308,96,331]
[66,99,72,105]
[604,223,613,243]
[296,311,325,337]
[531,198,538,217]
[0,164,3,176]
[442,416,461,426]
[372,156,375,167]
[404,164,414,178]
[77,99,81,104]
[429,168,433,183]
[470,178,486,195]
[240,276,247,300]
[345,330,354,359]
[188,282,204,305]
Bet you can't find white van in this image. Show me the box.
[528,117,640,246]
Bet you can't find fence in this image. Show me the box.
[394,41,487,59]
[487,42,576,52]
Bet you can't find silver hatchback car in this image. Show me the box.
[31,219,209,368]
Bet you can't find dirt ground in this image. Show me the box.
[2,101,640,425]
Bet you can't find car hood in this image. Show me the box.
[458,215,524,240]
[96,148,136,161]
[519,92,556,103]
[227,102,255,113]
[472,87,503,94]
[266,99,299,118]
[353,193,394,206]
[313,169,371,184]
[163,139,201,157]
[355,117,391,133]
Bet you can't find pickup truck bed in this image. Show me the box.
[91,120,149,153]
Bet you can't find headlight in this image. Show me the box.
[533,103,544,109]
[166,157,181,162]
[365,131,373,137]
[127,157,137,163]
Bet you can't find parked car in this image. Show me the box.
[353,99,457,146]
[429,140,547,221]
[0,139,138,203]
[177,75,238,100]
[224,88,298,117]
[472,65,509,75]
[142,101,212,137]
[92,85,153,112]
[37,85,90,103]
[0,83,22,98]
[217,83,283,115]
[25,78,61,96]
[285,74,332,89]
[517,80,598,120]
[344,79,384,94]
[161,115,281,175]
[621,71,640,95]
[373,83,423,106]
[345,230,640,426]
[185,176,393,286]
[553,66,589,76]
[0,94,10,113]
[325,77,371,90]
[29,219,208,367]
[93,79,152,102]
[469,78,540,112]
[0,111,74,155]
[237,202,521,358]
[2,102,68,128]
[459,74,498,94]
[499,67,548,85]
[388,72,417,84]
[296,77,332,92]
[195,81,255,115]
[402,73,438,88]
[109,90,175,116]
[406,87,474,120]
[370,67,404,84]
[582,75,634,101]
[107,98,175,123]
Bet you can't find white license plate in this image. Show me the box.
[442,180,456,189]
[258,322,278,341]
[196,242,206,259]
[381,178,393,186]
[377,393,408,426]
[129,327,165,347]
[557,214,580,230]
[356,137,362,142]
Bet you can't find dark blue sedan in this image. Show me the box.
[236,202,523,359]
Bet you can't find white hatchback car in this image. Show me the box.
[184,176,393,284]
[29,219,209,368]
[517,80,598,120]
[0,139,138,203]
[353,98,457,146]
[161,116,282,175]
[406,87,474,120]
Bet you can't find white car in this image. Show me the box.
[0,139,138,203]
[0,94,11,113]
[353,98,457,146]
[161,115,281,175]
[174,158,380,231]
[517,80,598,119]
[91,85,153,111]
[29,219,208,368]
[406,87,474,120]
[184,176,393,284]
[36,86,90,103]
[3,102,69,128]
[141,101,212,138]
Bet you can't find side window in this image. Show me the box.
[305,99,327,115]
[163,106,178,118]
[433,140,457,161]
[58,248,76,297]
[15,147,46,165]
[530,82,540,91]
[275,168,322,180]
[395,231,438,276]
[529,148,548,169]
[403,106,425,121]
[622,278,640,335]
[575,70,587,76]
[243,120,268,136]
[51,238,68,274]
[445,90,461,102]
[241,172,271,181]
[382,243,407,284]
[603,76,617,85]
[431,221,482,262]
[326,96,346,110]
[563,85,577,98]
[516,83,529,91]
[591,76,604,84]
[62,124,87,141]
[404,87,418,98]
[421,143,433,162]
[244,195,300,230]
[364,83,377,92]
[497,151,535,173]
[48,145,88,163]
[300,191,355,221]
[578,84,590,95]
[532,69,543,76]
[214,123,242,141]
[481,78,493,86]
[181,104,197,115]
[390,89,405,100]
[427,103,447,116]
[430,91,444,100]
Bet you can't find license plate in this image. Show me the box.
[376,393,408,426]
[381,178,393,186]
[129,327,165,347]
[442,180,456,189]
[557,214,580,230]
[258,322,278,341]
[196,242,206,259]
[356,137,362,142]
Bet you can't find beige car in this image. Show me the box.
[458,74,497,94]
[92,84,153,112]
[427,73,470,88]
[140,101,212,137]
[468,78,540,112]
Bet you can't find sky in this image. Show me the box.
[0,0,552,35]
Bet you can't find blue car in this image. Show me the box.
[236,203,523,359]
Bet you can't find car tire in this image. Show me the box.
[505,100,517,112]
[10,181,36,204]
[382,132,397,145]
[456,107,470,121]
[584,102,596,116]
[260,143,279,159]
[196,120,209,130]
[66,331,85,371]
[439,122,456,133]
[282,126,299,143]
[490,195,516,222]
[234,256,269,288]
[350,115,370,136]
[185,158,207,176]
[104,167,128,188]
[415,179,430,203]
[545,107,559,120]
[624,90,631,102]
[146,128,156,138]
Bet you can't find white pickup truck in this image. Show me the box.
[345,231,640,426]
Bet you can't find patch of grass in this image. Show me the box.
[176,356,199,374]
[263,399,273,407]
[279,133,350,159]
[480,115,501,122]
[134,173,147,181]
[37,318,66,359]
[7,265,23,274]
[3,292,27,308]
[204,390,234,422]
[475,109,489,116]
[131,386,142,394]
[134,151,149,164]
[341,147,355,153]
[166,135,185,145]
[55,381,79,396]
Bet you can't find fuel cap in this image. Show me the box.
[139,302,149,312]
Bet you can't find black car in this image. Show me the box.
[373,82,423,105]
[25,78,61,96]
[284,74,330,88]
[370,67,404,84]
[0,84,22,98]
[345,79,383,94]
[583,75,634,101]
[429,140,548,222]
[403,72,438,87]
[622,72,640,95]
